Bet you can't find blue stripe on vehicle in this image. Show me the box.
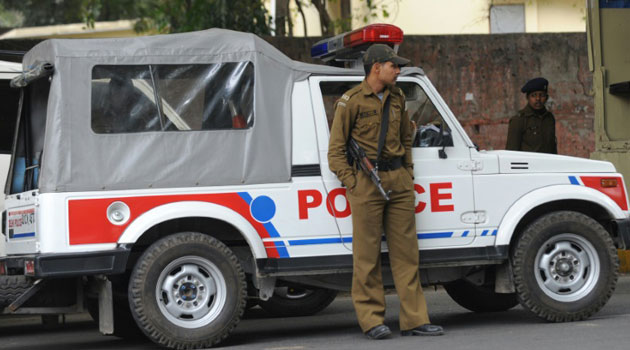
[274,242,290,257]
[417,232,453,239]
[481,230,489,236]
[12,232,35,238]
[287,230,474,246]
[237,192,253,204]
[288,237,353,246]
[263,222,281,238]
[569,176,580,185]
[492,229,497,236]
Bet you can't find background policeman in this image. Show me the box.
[327,44,444,340]
[506,77,557,154]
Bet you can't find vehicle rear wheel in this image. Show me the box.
[0,275,32,307]
[444,279,518,312]
[258,284,337,317]
[129,232,246,349]
[512,211,619,322]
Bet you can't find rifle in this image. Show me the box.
[347,138,391,200]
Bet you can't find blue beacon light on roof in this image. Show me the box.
[310,24,404,62]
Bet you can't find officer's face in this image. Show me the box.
[376,61,400,86]
[527,91,548,110]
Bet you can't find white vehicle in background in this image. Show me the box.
[1,25,629,349]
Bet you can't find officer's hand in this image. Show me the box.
[345,176,357,194]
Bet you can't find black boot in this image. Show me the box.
[401,324,444,336]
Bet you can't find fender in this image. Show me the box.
[118,201,267,259]
[495,184,626,246]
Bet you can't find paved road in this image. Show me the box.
[1,276,630,350]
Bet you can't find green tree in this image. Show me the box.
[0,0,271,35]
[0,0,141,27]
[135,0,271,35]
[0,3,23,27]
[274,0,399,37]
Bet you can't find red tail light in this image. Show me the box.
[25,260,35,275]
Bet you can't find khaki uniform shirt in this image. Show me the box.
[506,105,557,154]
[327,80,413,190]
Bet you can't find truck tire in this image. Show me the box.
[258,285,337,317]
[0,275,32,307]
[444,279,518,312]
[128,232,246,349]
[512,211,619,322]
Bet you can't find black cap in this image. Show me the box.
[363,44,410,67]
[521,77,549,94]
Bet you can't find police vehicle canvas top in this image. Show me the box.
[8,28,361,194]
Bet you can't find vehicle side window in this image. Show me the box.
[399,83,452,148]
[319,81,451,148]
[91,62,254,134]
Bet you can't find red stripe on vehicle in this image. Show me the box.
[67,193,275,248]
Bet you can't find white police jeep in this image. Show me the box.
[1,25,629,348]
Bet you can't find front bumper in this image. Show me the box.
[0,247,131,278]
[614,217,630,250]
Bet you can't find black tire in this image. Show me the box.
[0,275,32,307]
[258,284,337,317]
[444,279,518,312]
[512,211,619,322]
[129,232,246,349]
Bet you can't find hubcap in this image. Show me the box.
[534,233,600,302]
[156,256,227,328]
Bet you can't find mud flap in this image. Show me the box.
[96,278,114,335]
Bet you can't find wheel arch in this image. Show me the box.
[496,185,626,249]
[117,201,267,269]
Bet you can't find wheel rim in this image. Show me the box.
[534,233,600,302]
[156,256,227,329]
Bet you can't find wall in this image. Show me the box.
[266,32,593,158]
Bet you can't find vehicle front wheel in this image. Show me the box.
[512,211,619,322]
[258,284,337,317]
[129,232,246,349]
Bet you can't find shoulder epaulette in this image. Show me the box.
[341,85,362,102]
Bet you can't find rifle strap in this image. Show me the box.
[376,94,391,162]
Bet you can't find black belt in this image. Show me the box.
[369,157,403,171]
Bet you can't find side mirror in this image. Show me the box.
[437,122,452,159]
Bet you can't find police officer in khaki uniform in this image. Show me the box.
[327,44,444,340]
[506,77,557,154]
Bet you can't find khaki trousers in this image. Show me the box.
[346,167,430,332]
